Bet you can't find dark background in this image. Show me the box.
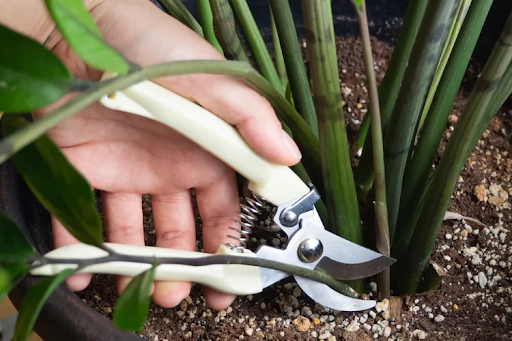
[156,0,512,66]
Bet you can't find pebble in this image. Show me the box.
[434,314,445,323]
[413,329,427,339]
[327,336,337,341]
[260,302,266,310]
[375,299,389,312]
[478,272,488,288]
[311,331,318,338]
[346,322,360,332]
[440,305,448,313]
[384,326,392,337]
[446,233,453,240]
[244,325,253,336]
[318,331,332,339]
[293,287,302,297]
[292,316,311,332]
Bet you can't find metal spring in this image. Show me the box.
[225,192,265,252]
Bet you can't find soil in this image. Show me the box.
[75,35,512,341]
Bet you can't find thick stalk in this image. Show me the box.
[209,0,250,62]
[416,0,472,131]
[0,60,323,194]
[396,13,512,294]
[393,0,493,260]
[197,0,224,54]
[383,0,458,243]
[270,5,288,89]
[269,0,318,136]
[156,0,204,37]
[355,0,390,299]
[301,0,362,291]
[230,0,282,93]
[354,0,428,200]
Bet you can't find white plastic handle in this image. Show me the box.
[99,78,309,206]
[29,243,263,296]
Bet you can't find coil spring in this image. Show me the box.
[225,192,266,252]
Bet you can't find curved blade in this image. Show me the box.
[294,276,376,311]
[316,255,395,281]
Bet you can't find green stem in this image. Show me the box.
[354,0,428,201]
[393,0,494,261]
[230,0,282,93]
[383,0,458,243]
[396,12,512,294]
[30,252,357,298]
[301,0,362,291]
[269,0,318,136]
[155,0,204,37]
[416,0,471,132]
[355,0,390,299]
[197,0,224,54]
[0,60,323,195]
[208,0,250,62]
[270,5,288,89]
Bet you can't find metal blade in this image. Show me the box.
[315,255,395,281]
[294,276,376,311]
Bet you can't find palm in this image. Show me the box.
[30,0,300,311]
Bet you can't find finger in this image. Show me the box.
[101,192,151,294]
[195,170,240,310]
[51,216,92,291]
[96,0,302,166]
[151,191,196,308]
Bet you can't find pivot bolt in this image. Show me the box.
[297,238,323,263]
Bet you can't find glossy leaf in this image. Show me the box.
[0,264,29,302]
[113,264,156,331]
[44,0,129,74]
[0,24,72,112]
[1,116,103,247]
[13,269,73,341]
[0,215,36,262]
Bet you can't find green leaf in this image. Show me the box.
[1,115,103,247]
[13,269,73,341]
[0,24,72,112]
[0,264,30,302]
[44,0,129,74]
[0,215,36,263]
[113,264,156,331]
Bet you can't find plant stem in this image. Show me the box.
[197,0,224,54]
[354,0,428,201]
[393,0,493,261]
[396,12,512,294]
[383,0,458,243]
[0,60,323,196]
[155,0,204,37]
[354,0,390,299]
[301,0,362,291]
[209,0,250,62]
[270,5,288,89]
[416,0,472,132]
[30,253,358,298]
[269,0,318,136]
[230,0,282,93]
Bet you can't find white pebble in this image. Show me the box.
[499,233,507,243]
[445,233,453,240]
[244,325,253,336]
[443,255,452,261]
[434,315,445,323]
[440,305,448,313]
[478,272,488,288]
[384,327,392,337]
[346,323,360,332]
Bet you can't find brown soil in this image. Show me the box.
[76,36,512,341]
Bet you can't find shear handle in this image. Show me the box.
[99,77,309,206]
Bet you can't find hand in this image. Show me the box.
[3,0,301,310]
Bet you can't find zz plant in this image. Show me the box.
[0,0,511,339]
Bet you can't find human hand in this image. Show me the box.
[1,0,301,310]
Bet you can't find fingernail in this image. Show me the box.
[281,130,302,161]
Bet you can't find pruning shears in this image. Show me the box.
[30,75,395,311]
